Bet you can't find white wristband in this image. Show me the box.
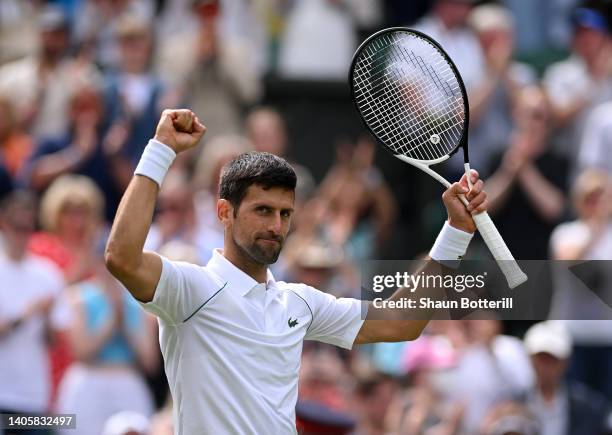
[134,139,176,187]
[429,221,474,268]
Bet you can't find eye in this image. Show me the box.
[281,210,292,218]
[256,206,271,214]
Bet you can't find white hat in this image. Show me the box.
[102,411,150,435]
[524,321,572,359]
[469,4,515,33]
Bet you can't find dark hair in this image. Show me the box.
[0,190,36,217]
[219,152,296,210]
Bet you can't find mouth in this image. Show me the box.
[258,238,281,245]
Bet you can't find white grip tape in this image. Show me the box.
[472,212,528,288]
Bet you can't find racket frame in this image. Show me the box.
[349,27,528,289]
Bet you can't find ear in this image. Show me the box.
[217,199,232,225]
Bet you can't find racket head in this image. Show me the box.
[349,28,470,164]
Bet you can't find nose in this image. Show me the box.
[267,212,283,235]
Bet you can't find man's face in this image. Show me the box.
[531,353,567,387]
[573,26,608,61]
[436,0,473,28]
[222,185,294,265]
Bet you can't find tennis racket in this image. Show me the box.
[349,28,527,289]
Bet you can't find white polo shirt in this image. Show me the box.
[140,249,366,435]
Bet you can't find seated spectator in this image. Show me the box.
[486,86,568,259]
[0,95,34,178]
[524,321,609,435]
[0,191,66,422]
[21,85,120,221]
[56,257,157,435]
[0,5,100,141]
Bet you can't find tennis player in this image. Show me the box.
[105,109,487,434]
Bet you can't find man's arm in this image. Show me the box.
[104,109,206,302]
[355,171,488,344]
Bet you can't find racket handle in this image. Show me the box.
[472,212,528,289]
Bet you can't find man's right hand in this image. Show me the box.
[154,109,207,153]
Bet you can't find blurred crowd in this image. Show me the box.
[1,0,612,434]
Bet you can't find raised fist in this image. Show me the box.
[154,109,207,153]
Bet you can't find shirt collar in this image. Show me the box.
[207,249,276,296]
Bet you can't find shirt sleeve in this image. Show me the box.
[300,285,367,350]
[139,255,219,326]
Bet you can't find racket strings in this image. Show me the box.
[352,32,465,161]
[354,34,463,157]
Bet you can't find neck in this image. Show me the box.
[539,382,559,402]
[222,243,268,283]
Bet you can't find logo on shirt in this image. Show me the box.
[288,317,299,328]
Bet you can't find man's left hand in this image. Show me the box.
[442,170,488,233]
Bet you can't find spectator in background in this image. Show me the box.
[524,321,609,435]
[28,175,106,407]
[351,372,397,435]
[156,0,261,140]
[549,169,612,398]
[56,257,157,435]
[0,5,100,141]
[278,0,357,80]
[102,14,167,192]
[486,86,567,259]
[543,7,612,171]
[245,106,315,206]
[144,171,201,262]
[0,191,65,429]
[312,137,397,259]
[464,4,537,179]
[73,0,154,71]
[414,0,484,90]
[385,334,463,434]
[450,319,534,433]
[22,85,120,220]
[0,95,34,178]
[30,174,104,290]
[299,346,351,411]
